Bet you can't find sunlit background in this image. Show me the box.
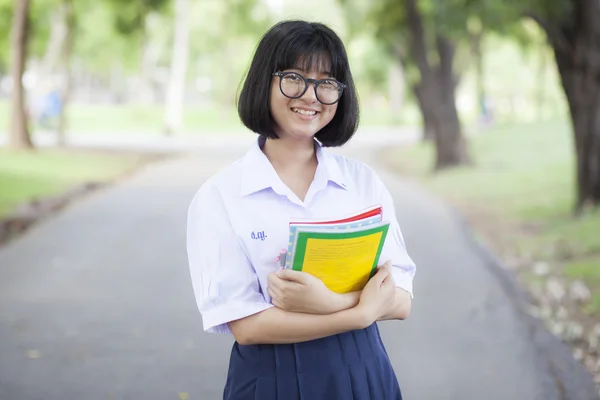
[0,0,568,134]
[1,0,599,397]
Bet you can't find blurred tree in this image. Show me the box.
[163,0,188,135]
[341,0,471,169]
[0,0,13,74]
[106,0,170,102]
[387,0,471,168]
[9,0,33,150]
[523,1,600,211]
[55,0,74,146]
[29,0,77,145]
[458,0,600,210]
[107,0,169,37]
[340,0,541,168]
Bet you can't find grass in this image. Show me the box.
[0,101,245,135]
[0,148,150,218]
[383,117,600,314]
[0,100,417,135]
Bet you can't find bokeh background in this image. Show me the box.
[1,0,600,396]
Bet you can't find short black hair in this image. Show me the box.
[237,20,359,147]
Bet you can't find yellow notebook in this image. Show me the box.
[285,206,389,294]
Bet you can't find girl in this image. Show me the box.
[187,20,416,400]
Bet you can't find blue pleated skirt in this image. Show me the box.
[223,323,402,400]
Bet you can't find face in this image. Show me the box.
[269,65,339,142]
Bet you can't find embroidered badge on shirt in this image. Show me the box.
[251,231,267,241]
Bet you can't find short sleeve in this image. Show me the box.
[186,184,273,334]
[375,178,417,298]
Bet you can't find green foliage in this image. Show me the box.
[223,0,273,37]
[384,117,600,259]
[347,36,394,95]
[106,0,170,36]
[0,0,12,72]
[384,116,600,311]
[74,2,140,73]
[565,259,600,283]
[387,119,575,218]
[340,0,553,74]
[0,148,148,217]
[29,0,60,58]
[0,0,60,69]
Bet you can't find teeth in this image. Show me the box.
[292,108,317,116]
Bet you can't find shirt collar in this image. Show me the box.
[240,136,347,196]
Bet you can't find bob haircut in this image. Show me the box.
[237,20,359,147]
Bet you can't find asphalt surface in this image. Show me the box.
[0,135,597,400]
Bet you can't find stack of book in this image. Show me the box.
[283,205,390,294]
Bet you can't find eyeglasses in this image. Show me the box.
[272,71,345,105]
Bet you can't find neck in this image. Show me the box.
[262,136,317,171]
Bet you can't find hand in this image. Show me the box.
[267,269,338,314]
[356,261,395,326]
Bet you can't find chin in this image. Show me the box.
[287,119,329,139]
[287,125,322,140]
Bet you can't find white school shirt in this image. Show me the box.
[186,137,416,334]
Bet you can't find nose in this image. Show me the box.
[300,81,318,103]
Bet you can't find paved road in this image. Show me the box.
[0,136,597,399]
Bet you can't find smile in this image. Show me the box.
[291,107,319,116]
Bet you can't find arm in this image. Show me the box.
[232,265,396,345]
[270,262,411,320]
[326,287,411,320]
[229,305,369,345]
[380,287,412,320]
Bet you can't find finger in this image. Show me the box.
[376,260,392,272]
[270,271,289,287]
[382,273,395,287]
[276,269,308,284]
[271,297,282,309]
[379,260,392,271]
[378,260,392,269]
[371,266,391,285]
[267,272,278,286]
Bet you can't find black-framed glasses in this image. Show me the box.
[272,71,346,105]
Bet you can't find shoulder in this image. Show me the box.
[188,158,244,211]
[327,151,384,188]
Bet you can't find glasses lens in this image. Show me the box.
[280,73,306,98]
[316,80,342,104]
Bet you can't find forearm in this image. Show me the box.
[329,288,411,321]
[229,306,370,345]
[380,288,412,320]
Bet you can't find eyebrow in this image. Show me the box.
[289,68,333,77]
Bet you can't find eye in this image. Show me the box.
[283,73,303,82]
[320,80,339,90]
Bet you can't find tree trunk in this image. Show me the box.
[432,34,471,169]
[404,0,470,169]
[41,4,68,76]
[9,0,33,150]
[388,60,405,117]
[413,82,435,141]
[469,29,487,125]
[138,13,160,104]
[163,0,189,135]
[536,46,548,121]
[554,48,600,212]
[540,1,600,211]
[56,0,74,146]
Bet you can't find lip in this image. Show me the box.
[290,107,320,120]
[291,106,320,112]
